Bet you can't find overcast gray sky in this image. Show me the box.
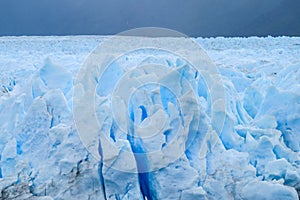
[0,0,299,37]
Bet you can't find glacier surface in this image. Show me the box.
[0,36,300,199]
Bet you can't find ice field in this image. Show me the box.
[0,36,300,199]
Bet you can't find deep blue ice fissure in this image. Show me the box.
[127,113,155,200]
[98,140,107,200]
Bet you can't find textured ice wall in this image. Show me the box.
[0,36,299,199]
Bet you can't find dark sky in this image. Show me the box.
[0,0,300,37]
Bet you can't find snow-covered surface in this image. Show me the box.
[0,36,300,199]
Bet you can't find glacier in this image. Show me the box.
[0,36,300,199]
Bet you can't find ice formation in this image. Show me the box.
[0,36,299,199]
